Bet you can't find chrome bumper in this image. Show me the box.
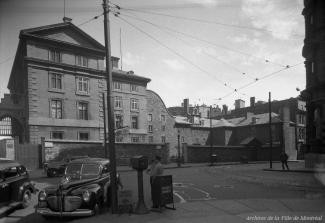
[35,207,93,217]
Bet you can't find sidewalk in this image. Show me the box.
[75,198,325,223]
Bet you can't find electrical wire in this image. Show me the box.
[115,4,304,39]
[112,6,289,68]
[217,62,304,101]
[119,12,258,81]
[77,13,103,27]
[115,15,235,91]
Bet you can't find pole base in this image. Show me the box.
[134,199,149,214]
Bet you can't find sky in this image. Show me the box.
[0,0,305,109]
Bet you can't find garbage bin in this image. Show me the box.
[211,154,217,164]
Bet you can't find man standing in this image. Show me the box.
[146,155,164,209]
[280,151,290,170]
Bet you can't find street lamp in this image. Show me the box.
[177,129,181,167]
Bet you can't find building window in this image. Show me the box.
[200,120,205,126]
[115,114,123,129]
[130,98,139,110]
[116,136,123,142]
[51,131,63,139]
[131,116,138,129]
[130,84,138,92]
[114,96,123,109]
[76,55,88,67]
[50,99,62,119]
[79,132,89,141]
[131,137,139,143]
[161,125,165,131]
[148,114,153,122]
[161,136,166,143]
[298,128,305,141]
[78,102,88,120]
[77,77,89,94]
[148,136,153,143]
[113,82,122,90]
[49,49,61,63]
[50,73,62,89]
[182,136,185,142]
[160,114,165,122]
[148,125,153,133]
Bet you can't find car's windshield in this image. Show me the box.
[65,163,100,180]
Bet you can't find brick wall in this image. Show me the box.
[183,144,281,163]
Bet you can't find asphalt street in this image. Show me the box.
[1,163,323,223]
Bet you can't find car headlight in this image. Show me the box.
[39,190,47,201]
[82,190,91,202]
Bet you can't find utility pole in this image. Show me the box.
[102,92,108,159]
[269,92,273,169]
[102,0,118,213]
[209,106,213,165]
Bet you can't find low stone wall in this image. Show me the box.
[44,141,169,165]
[183,144,281,163]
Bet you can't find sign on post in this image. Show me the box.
[5,139,15,160]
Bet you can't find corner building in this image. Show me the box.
[6,21,150,144]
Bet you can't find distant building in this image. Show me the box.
[302,0,325,167]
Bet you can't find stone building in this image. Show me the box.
[1,20,152,144]
[302,0,325,167]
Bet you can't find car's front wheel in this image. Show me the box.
[22,189,32,208]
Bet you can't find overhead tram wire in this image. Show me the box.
[77,12,104,27]
[118,11,258,82]
[114,3,304,40]
[113,14,236,92]
[110,4,289,68]
[217,61,304,101]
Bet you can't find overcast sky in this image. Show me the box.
[0,0,305,109]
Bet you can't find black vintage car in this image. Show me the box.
[0,159,37,216]
[35,158,120,217]
[44,156,89,177]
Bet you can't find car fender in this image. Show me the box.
[71,183,103,200]
[18,181,37,200]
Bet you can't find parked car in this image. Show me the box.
[43,155,89,177]
[35,157,120,218]
[0,159,37,217]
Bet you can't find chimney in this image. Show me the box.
[234,99,245,110]
[250,97,255,108]
[183,98,189,114]
[63,17,72,23]
[222,104,228,115]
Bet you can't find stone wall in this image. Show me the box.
[183,144,281,163]
[44,141,170,165]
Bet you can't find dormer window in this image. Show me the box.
[76,55,88,67]
[49,49,61,63]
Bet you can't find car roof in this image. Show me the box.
[69,157,110,165]
[0,159,21,170]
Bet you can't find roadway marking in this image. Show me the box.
[192,187,211,199]
[214,185,234,189]
[173,191,187,203]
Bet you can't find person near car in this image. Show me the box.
[146,155,164,209]
[280,151,290,170]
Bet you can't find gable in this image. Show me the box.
[40,28,98,49]
[21,23,104,51]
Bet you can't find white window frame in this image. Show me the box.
[113,81,122,90]
[148,114,153,122]
[131,116,138,129]
[130,98,139,110]
[160,114,166,122]
[76,55,88,67]
[148,125,153,133]
[130,84,138,92]
[49,49,61,63]
[50,99,63,119]
[114,96,123,109]
[49,73,63,90]
[78,101,88,120]
[76,77,90,94]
